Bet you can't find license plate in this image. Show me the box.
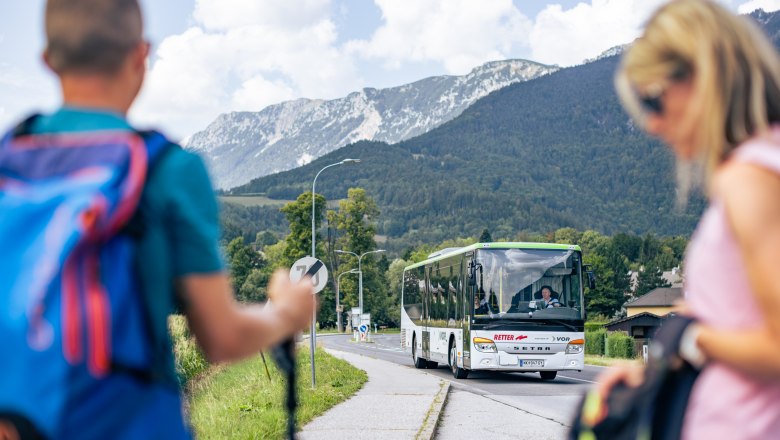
[519,359,544,367]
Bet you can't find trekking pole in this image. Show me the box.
[270,260,322,440]
[259,351,272,381]
[271,338,297,440]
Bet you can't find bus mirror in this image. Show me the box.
[583,265,596,290]
[467,263,476,286]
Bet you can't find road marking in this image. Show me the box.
[558,375,598,384]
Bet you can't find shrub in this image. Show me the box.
[585,321,607,332]
[169,315,209,384]
[585,328,607,355]
[606,331,634,359]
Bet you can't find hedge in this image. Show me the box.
[605,331,634,359]
[585,321,607,332]
[585,329,607,355]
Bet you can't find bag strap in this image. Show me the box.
[122,130,180,386]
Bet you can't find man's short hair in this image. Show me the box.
[45,0,143,74]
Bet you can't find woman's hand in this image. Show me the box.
[587,363,645,424]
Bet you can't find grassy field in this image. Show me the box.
[189,348,367,439]
[219,195,293,207]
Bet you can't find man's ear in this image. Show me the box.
[42,49,55,72]
[130,41,150,71]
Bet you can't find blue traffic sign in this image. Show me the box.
[358,324,368,333]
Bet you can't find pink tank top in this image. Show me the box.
[683,130,780,440]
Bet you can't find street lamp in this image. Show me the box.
[335,249,386,319]
[336,269,359,333]
[309,158,359,387]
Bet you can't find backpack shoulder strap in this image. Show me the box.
[124,130,180,386]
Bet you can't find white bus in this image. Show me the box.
[400,242,593,380]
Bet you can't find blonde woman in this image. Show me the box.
[600,0,780,438]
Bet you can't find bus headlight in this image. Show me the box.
[566,339,584,354]
[473,337,497,353]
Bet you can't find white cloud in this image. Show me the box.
[738,0,780,13]
[131,0,361,139]
[348,0,532,74]
[529,0,667,67]
[231,76,296,111]
[193,0,331,31]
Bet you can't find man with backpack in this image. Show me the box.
[0,0,317,438]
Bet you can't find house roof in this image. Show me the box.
[625,287,683,308]
[606,311,663,328]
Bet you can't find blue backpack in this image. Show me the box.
[0,116,189,439]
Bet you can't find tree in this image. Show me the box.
[225,237,264,299]
[280,192,326,267]
[554,227,582,245]
[329,188,397,326]
[479,228,493,242]
[635,265,671,297]
[584,242,631,318]
[254,230,278,250]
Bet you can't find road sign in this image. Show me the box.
[290,257,328,293]
[358,324,368,342]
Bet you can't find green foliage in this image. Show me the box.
[479,228,493,242]
[254,230,279,250]
[226,237,265,297]
[169,315,208,385]
[280,192,326,267]
[585,328,607,355]
[635,265,671,297]
[606,331,634,359]
[585,321,607,332]
[220,202,286,244]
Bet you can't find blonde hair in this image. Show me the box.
[615,0,780,202]
[45,0,143,74]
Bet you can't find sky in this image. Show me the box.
[1,0,778,140]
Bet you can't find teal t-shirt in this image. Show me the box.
[30,107,224,384]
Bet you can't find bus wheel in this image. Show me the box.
[412,335,427,369]
[540,371,557,380]
[449,342,469,379]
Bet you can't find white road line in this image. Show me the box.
[558,375,598,384]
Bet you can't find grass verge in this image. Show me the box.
[189,348,367,439]
[585,354,642,367]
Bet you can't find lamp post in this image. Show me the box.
[309,158,359,387]
[336,269,359,333]
[335,249,385,319]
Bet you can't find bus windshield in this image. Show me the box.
[473,248,583,320]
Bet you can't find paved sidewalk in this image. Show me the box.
[299,349,446,440]
[436,389,571,439]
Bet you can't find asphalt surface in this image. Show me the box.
[318,333,607,438]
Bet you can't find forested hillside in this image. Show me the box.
[226,9,779,252]
[230,54,702,249]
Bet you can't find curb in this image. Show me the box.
[416,380,451,440]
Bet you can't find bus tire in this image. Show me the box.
[449,341,469,379]
[540,371,557,380]
[412,334,427,369]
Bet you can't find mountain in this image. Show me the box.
[226,10,779,252]
[185,59,558,189]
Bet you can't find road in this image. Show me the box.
[318,333,607,439]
